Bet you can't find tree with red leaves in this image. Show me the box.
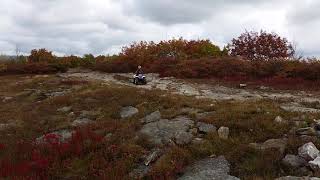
[228,30,295,61]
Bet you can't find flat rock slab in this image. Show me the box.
[280,103,320,113]
[276,176,320,180]
[120,106,139,119]
[178,156,239,180]
[140,116,194,145]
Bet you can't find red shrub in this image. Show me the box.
[228,30,295,60]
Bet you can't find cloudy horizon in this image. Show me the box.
[1,0,320,57]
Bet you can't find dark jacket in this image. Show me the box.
[135,69,144,75]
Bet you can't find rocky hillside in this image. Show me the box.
[1,69,320,179]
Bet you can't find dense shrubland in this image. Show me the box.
[1,31,320,87]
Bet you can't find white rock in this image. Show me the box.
[298,142,320,161]
[308,156,320,171]
[218,127,229,139]
[274,116,286,124]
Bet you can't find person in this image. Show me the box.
[135,65,144,75]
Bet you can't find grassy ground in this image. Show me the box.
[0,74,320,179]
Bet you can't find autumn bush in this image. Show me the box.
[228,30,295,60]
[2,34,320,88]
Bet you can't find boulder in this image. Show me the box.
[249,138,287,154]
[175,131,193,145]
[298,142,320,161]
[197,122,216,134]
[141,110,161,123]
[120,106,139,119]
[309,156,320,171]
[282,154,307,167]
[218,127,230,139]
[178,156,239,180]
[140,116,194,145]
[57,106,72,113]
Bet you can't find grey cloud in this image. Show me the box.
[0,0,320,57]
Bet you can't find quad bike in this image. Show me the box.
[133,74,147,85]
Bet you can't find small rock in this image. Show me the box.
[68,112,75,117]
[71,118,94,127]
[2,96,13,102]
[259,86,270,90]
[275,116,287,124]
[218,127,229,139]
[79,110,99,120]
[103,133,113,140]
[180,107,201,114]
[57,106,72,113]
[144,149,161,166]
[282,154,307,167]
[141,110,161,123]
[0,123,11,131]
[239,84,247,88]
[195,112,215,120]
[249,138,287,154]
[296,127,317,136]
[275,176,320,180]
[120,106,139,119]
[298,142,320,161]
[197,122,216,134]
[309,156,320,171]
[192,138,204,145]
[175,131,193,145]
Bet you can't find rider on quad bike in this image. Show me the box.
[135,65,144,75]
[133,65,147,85]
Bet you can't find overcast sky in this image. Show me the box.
[1,0,320,57]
